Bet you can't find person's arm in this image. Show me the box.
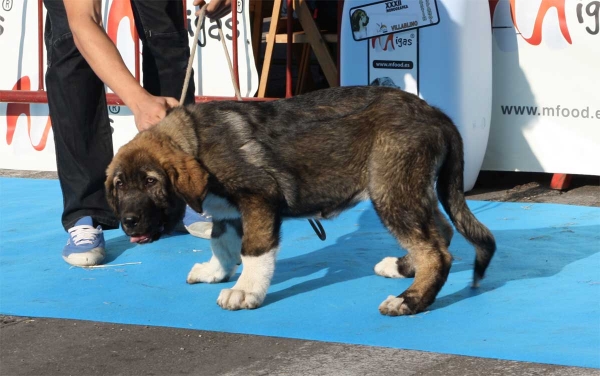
[194,0,232,20]
[63,0,178,131]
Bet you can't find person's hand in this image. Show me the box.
[130,93,179,132]
[194,0,232,20]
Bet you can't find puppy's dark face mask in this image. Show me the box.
[106,160,186,244]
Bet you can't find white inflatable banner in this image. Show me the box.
[341,0,493,191]
[0,0,258,172]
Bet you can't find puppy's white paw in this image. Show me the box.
[217,288,264,310]
[215,249,277,311]
[374,257,405,278]
[186,261,235,284]
[378,295,414,316]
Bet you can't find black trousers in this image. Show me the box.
[43,0,195,231]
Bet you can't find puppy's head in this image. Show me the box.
[105,131,208,244]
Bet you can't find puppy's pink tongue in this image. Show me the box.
[130,234,151,244]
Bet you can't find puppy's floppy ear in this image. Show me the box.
[163,152,209,214]
[104,163,120,216]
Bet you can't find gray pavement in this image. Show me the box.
[1,169,599,376]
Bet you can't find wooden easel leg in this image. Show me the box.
[258,0,283,97]
[293,0,338,87]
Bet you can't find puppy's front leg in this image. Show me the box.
[217,199,280,310]
[187,220,242,284]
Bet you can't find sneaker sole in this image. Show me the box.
[184,222,213,239]
[63,248,106,267]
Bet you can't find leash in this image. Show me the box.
[308,218,326,240]
[181,4,242,105]
[179,4,326,241]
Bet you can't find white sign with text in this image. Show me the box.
[483,0,600,175]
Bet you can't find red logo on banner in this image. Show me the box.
[6,77,52,151]
[510,0,572,45]
[371,33,395,50]
[490,0,573,45]
[107,0,136,44]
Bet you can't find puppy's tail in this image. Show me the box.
[436,115,496,287]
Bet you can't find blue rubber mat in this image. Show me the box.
[1,177,599,368]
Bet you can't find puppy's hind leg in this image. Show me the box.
[374,254,415,278]
[375,201,453,316]
[374,209,451,278]
[187,219,242,284]
[376,212,451,279]
[434,207,454,247]
[369,162,452,315]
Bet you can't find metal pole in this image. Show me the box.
[232,0,240,94]
[0,90,279,105]
[286,0,293,97]
[37,0,44,91]
[134,26,140,82]
[337,0,343,85]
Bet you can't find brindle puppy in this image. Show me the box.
[105,85,496,316]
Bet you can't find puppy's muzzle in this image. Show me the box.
[119,194,164,244]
